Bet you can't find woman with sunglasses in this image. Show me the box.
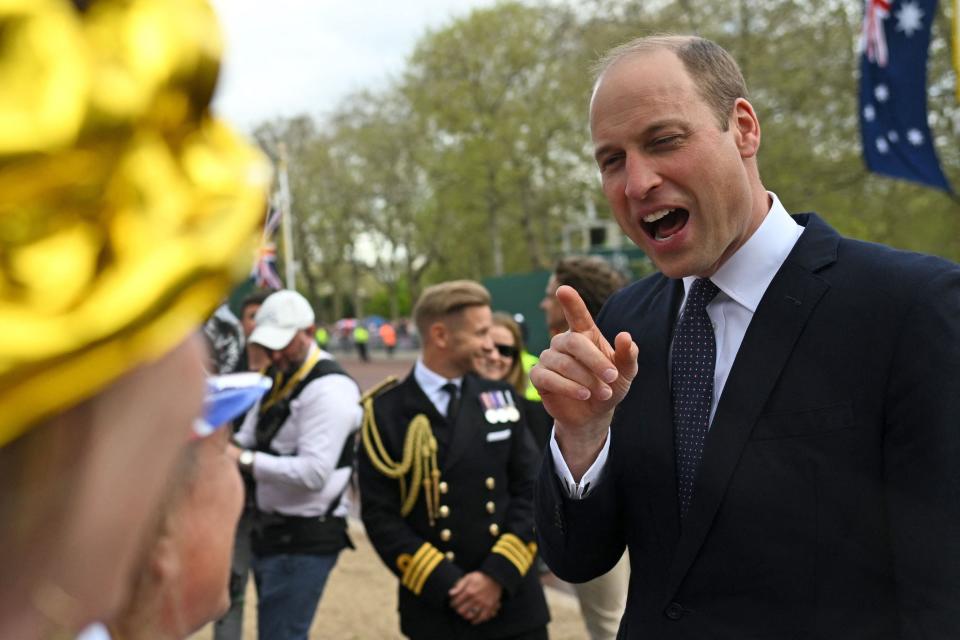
[482,313,553,453]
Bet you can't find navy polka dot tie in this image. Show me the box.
[672,278,720,520]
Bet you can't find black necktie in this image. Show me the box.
[442,382,460,424]
[672,278,720,519]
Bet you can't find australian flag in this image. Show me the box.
[859,0,952,192]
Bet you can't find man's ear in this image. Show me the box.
[429,321,449,349]
[731,97,761,159]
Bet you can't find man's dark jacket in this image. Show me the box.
[535,213,960,639]
[360,371,549,639]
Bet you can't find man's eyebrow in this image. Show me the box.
[593,120,688,162]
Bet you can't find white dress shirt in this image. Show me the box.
[75,624,111,640]
[413,357,462,416]
[236,343,362,517]
[553,193,803,498]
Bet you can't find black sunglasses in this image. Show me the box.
[495,343,519,358]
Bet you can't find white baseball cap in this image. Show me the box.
[249,290,315,350]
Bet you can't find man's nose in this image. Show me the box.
[623,154,662,200]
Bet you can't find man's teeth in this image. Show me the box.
[643,208,675,223]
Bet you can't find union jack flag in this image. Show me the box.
[252,204,284,289]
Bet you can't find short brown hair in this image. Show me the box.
[413,280,491,336]
[554,256,626,321]
[593,35,748,131]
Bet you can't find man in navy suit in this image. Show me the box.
[531,35,960,638]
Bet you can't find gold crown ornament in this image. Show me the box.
[0,0,272,446]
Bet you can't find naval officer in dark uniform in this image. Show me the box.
[358,280,549,639]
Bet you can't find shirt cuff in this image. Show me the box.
[549,426,610,499]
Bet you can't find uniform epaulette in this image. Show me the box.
[360,375,400,404]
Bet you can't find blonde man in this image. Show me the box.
[358,280,549,639]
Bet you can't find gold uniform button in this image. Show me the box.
[489,523,500,537]
[439,505,450,518]
[439,482,449,494]
[445,551,455,562]
[485,501,495,514]
[485,477,495,490]
[440,529,452,542]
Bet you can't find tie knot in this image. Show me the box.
[686,278,720,312]
[441,382,459,399]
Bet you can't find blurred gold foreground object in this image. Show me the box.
[0,0,271,446]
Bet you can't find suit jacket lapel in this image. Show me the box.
[662,213,839,604]
[624,277,684,553]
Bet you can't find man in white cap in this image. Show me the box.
[230,289,362,640]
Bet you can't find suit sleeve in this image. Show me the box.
[883,266,960,636]
[357,400,463,608]
[479,411,540,596]
[532,291,628,582]
[534,443,626,583]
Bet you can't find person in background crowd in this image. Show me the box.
[353,323,371,362]
[236,290,273,373]
[231,290,362,640]
[537,256,628,640]
[481,312,552,454]
[540,256,626,340]
[533,34,960,638]
[512,313,542,403]
[379,321,397,357]
[0,1,268,638]
[315,325,330,350]
[204,304,244,374]
[358,281,549,639]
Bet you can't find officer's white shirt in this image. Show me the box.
[413,357,463,417]
[552,193,803,498]
[236,343,362,516]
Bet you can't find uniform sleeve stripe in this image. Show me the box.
[401,543,435,589]
[410,551,444,595]
[402,547,435,591]
[492,533,538,576]
[497,533,535,563]
[403,545,444,594]
[492,543,530,575]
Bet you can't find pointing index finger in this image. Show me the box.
[556,285,598,334]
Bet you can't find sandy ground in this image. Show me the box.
[189,351,590,639]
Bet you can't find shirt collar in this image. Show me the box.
[414,358,462,394]
[683,192,803,313]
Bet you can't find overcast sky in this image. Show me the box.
[210,0,502,132]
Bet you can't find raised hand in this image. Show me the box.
[529,285,638,478]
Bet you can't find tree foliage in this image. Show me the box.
[252,0,959,320]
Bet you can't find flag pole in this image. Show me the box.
[277,142,297,288]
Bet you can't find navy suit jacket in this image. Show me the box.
[535,213,960,639]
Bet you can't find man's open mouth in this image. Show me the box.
[641,208,689,241]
